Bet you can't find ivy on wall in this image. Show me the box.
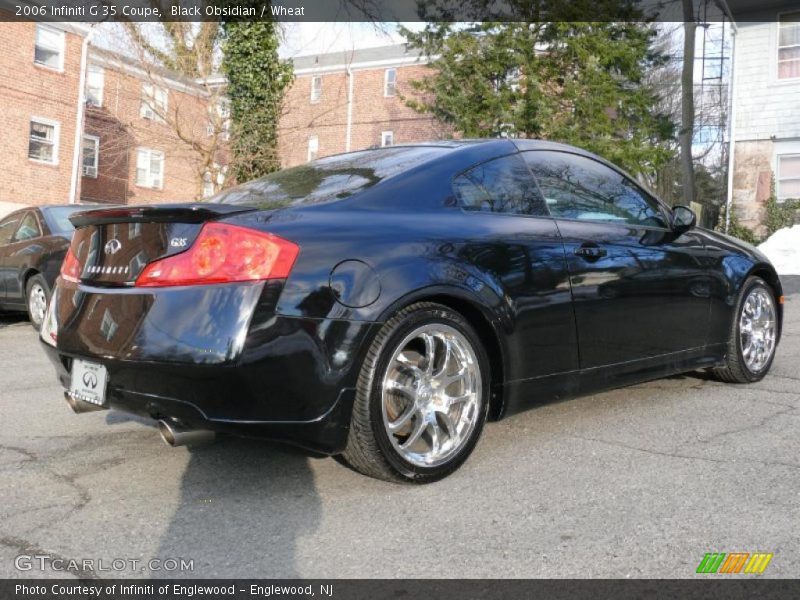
[222,21,294,183]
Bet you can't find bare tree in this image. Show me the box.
[92,22,230,199]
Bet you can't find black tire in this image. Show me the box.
[25,274,50,332]
[711,276,778,383]
[342,302,490,483]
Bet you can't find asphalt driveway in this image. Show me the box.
[1,281,798,579]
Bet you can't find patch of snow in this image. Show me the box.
[758,225,800,275]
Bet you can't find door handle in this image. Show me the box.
[574,244,607,260]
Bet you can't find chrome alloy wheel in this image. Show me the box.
[28,283,47,326]
[381,324,482,468]
[739,286,777,373]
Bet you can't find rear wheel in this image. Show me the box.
[712,276,778,383]
[26,275,50,331]
[342,302,490,483]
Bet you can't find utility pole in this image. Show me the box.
[680,0,697,207]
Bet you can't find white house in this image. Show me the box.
[729,6,800,232]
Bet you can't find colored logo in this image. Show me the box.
[696,552,773,574]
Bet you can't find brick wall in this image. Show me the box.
[0,21,83,206]
[278,63,449,168]
[2,28,450,208]
[81,54,214,205]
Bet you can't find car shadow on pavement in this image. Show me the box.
[154,437,321,578]
[0,313,28,329]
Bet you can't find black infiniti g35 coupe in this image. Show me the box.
[40,140,783,483]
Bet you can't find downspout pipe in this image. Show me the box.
[345,65,353,153]
[719,2,738,233]
[69,25,95,204]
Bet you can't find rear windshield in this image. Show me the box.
[42,206,90,234]
[212,146,450,209]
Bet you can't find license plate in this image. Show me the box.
[69,360,108,406]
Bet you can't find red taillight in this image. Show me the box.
[61,247,82,283]
[135,223,299,287]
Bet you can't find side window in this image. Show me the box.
[0,214,24,245]
[453,154,548,217]
[14,212,42,241]
[522,151,667,227]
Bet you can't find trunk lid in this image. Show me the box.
[68,203,255,286]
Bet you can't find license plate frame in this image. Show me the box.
[69,359,108,407]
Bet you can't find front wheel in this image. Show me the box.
[712,276,778,383]
[342,302,490,483]
[26,275,50,331]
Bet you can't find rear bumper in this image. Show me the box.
[42,279,379,454]
[42,332,368,454]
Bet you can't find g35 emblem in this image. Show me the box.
[104,239,122,255]
[170,237,188,248]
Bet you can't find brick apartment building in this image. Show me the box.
[1,25,445,212]
[81,47,219,205]
[0,21,220,211]
[0,21,87,208]
[278,43,449,167]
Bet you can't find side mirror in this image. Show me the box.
[671,205,696,234]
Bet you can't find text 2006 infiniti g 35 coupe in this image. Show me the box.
[40,140,783,482]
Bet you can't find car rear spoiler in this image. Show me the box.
[69,203,256,227]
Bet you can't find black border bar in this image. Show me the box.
[0,0,797,23]
[3,579,800,600]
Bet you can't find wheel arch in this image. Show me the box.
[748,263,784,343]
[376,285,508,421]
[21,267,42,289]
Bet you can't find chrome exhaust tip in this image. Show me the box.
[157,419,215,447]
[64,391,106,413]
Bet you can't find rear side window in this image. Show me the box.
[0,213,23,245]
[522,151,667,227]
[14,212,41,241]
[213,146,450,209]
[453,154,547,217]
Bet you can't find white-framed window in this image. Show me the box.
[310,76,322,103]
[81,135,99,178]
[381,131,394,147]
[777,154,800,201]
[34,24,64,71]
[135,148,164,189]
[86,65,104,107]
[307,135,319,161]
[140,84,168,121]
[384,68,397,97]
[28,118,59,165]
[779,12,800,80]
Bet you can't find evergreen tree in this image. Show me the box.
[403,20,675,176]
